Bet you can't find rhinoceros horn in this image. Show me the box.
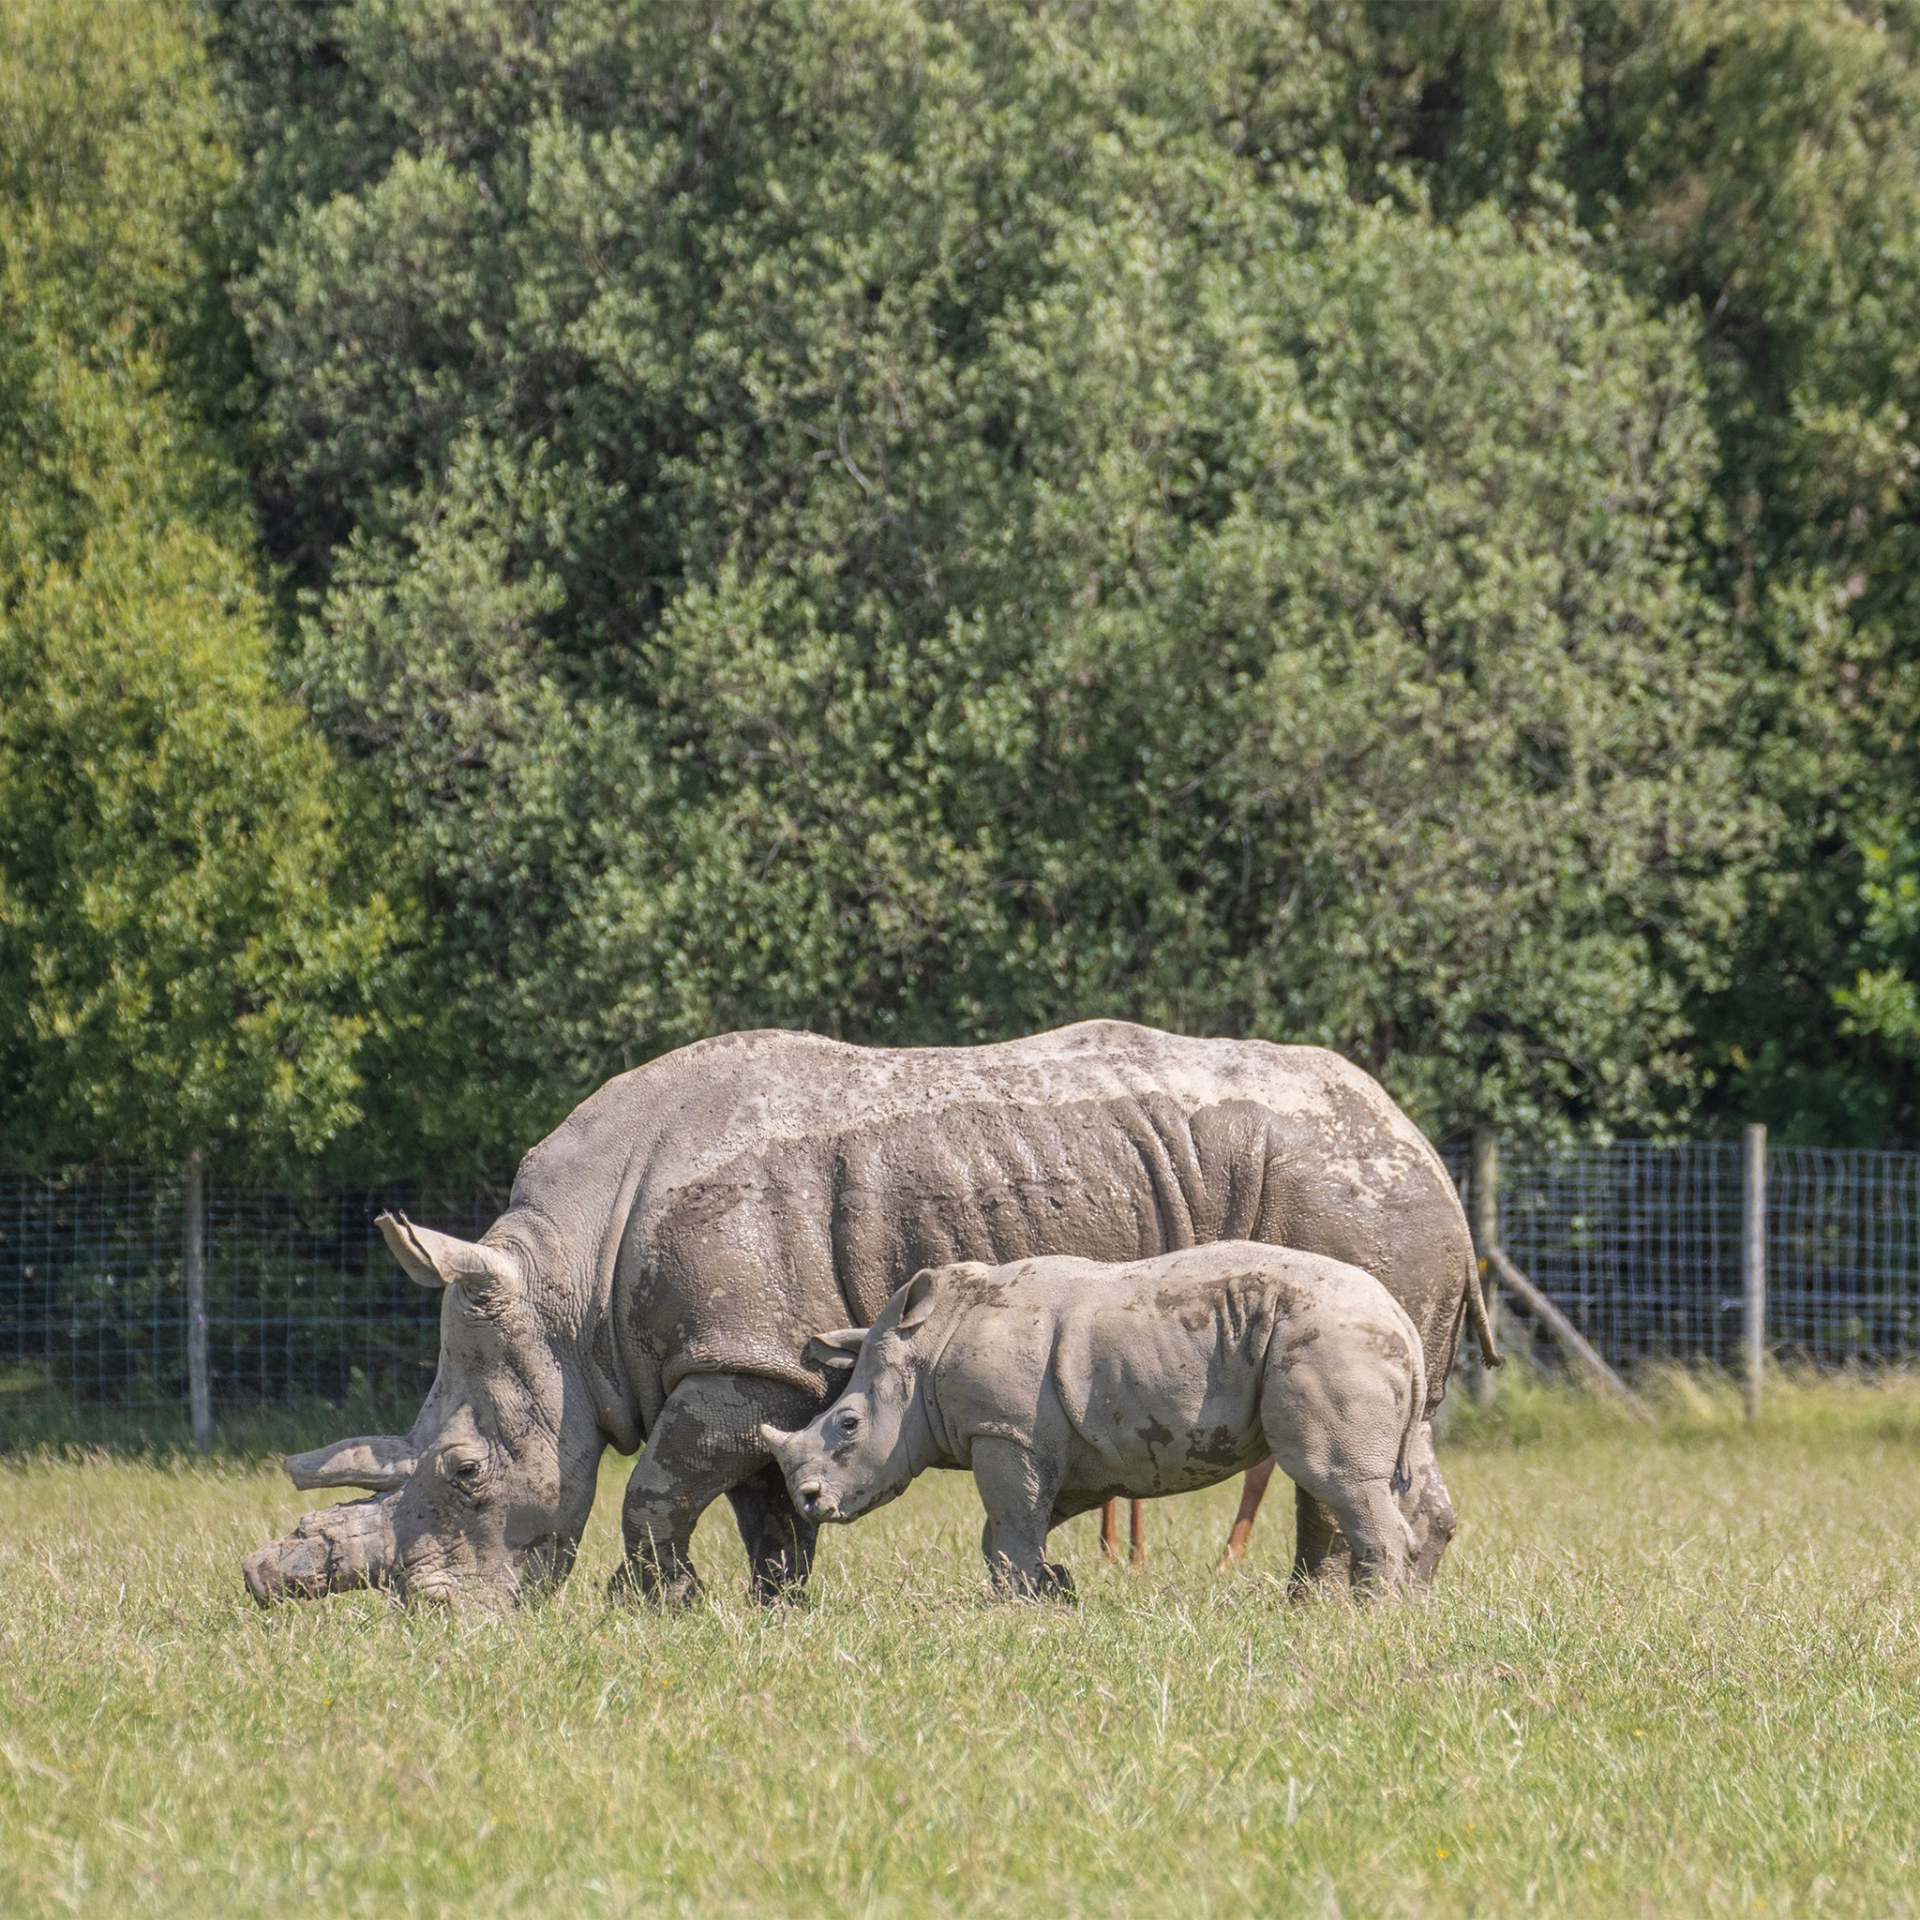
[284,1433,417,1492]
[757,1422,806,1477]
[243,1495,399,1605]
[377,1211,521,1295]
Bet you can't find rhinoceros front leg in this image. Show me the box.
[972,1437,1073,1599]
[611,1373,824,1608]
[726,1459,819,1604]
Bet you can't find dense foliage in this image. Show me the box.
[5,0,1919,1171]
[0,0,397,1170]
[1343,0,1920,1139]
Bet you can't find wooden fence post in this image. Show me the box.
[186,1149,211,1451]
[1743,1123,1767,1423]
[1488,1249,1656,1424]
[1471,1128,1500,1405]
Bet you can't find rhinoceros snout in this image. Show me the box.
[243,1533,336,1605]
[242,1543,281,1605]
[243,1495,399,1605]
[794,1478,837,1521]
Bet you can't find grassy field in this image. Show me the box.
[3,1371,1920,1917]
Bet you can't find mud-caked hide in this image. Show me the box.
[763,1243,1445,1596]
[245,1021,1481,1605]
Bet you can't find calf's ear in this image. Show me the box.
[896,1267,942,1330]
[804,1327,866,1373]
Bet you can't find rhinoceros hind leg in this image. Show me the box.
[726,1458,820,1605]
[1321,1480,1414,1600]
[611,1373,824,1608]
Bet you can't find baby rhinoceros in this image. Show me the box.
[760,1241,1444,1600]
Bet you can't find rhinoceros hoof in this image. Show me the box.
[607,1559,705,1610]
[747,1571,810,1609]
[990,1561,1077,1602]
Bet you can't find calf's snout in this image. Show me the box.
[760,1421,848,1522]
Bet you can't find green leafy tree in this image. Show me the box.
[1347,0,1920,1138]
[222,0,1775,1147]
[0,0,399,1172]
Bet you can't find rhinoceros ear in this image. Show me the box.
[803,1327,866,1374]
[283,1433,417,1492]
[895,1267,943,1331]
[377,1212,521,1296]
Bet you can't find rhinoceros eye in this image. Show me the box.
[444,1453,485,1494]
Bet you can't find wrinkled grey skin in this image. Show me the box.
[244,1020,1481,1610]
[762,1245,1441,1598]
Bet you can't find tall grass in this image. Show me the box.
[3,1373,1919,1916]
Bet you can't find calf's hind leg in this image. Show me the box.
[1290,1485,1354,1597]
[1296,1423,1457,1592]
[1264,1379,1417,1599]
[1313,1479,1415,1598]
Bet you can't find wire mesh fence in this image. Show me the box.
[6,1140,1920,1438]
[1459,1142,1750,1368]
[1766,1149,1920,1360]
[1453,1140,1920,1372]
[0,1171,499,1425]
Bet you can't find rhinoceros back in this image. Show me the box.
[516,1022,1468,1415]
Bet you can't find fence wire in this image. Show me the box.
[1755,1148,1920,1360]
[0,1172,497,1415]
[1452,1142,1920,1372]
[7,1143,1920,1431]
[1479,1142,1746,1367]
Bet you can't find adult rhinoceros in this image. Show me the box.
[244,1020,1493,1610]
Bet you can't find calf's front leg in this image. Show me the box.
[971,1437,1072,1598]
[612,1373,824,1607]
[1290,1484,1354,1598]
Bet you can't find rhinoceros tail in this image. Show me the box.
[1466,1251,1497,1374]
[1465,1246,1503,1370]
[1392,1322,1428,1496]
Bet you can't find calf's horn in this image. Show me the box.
[758,1423,803,1473]
[284,1433,417,1491]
